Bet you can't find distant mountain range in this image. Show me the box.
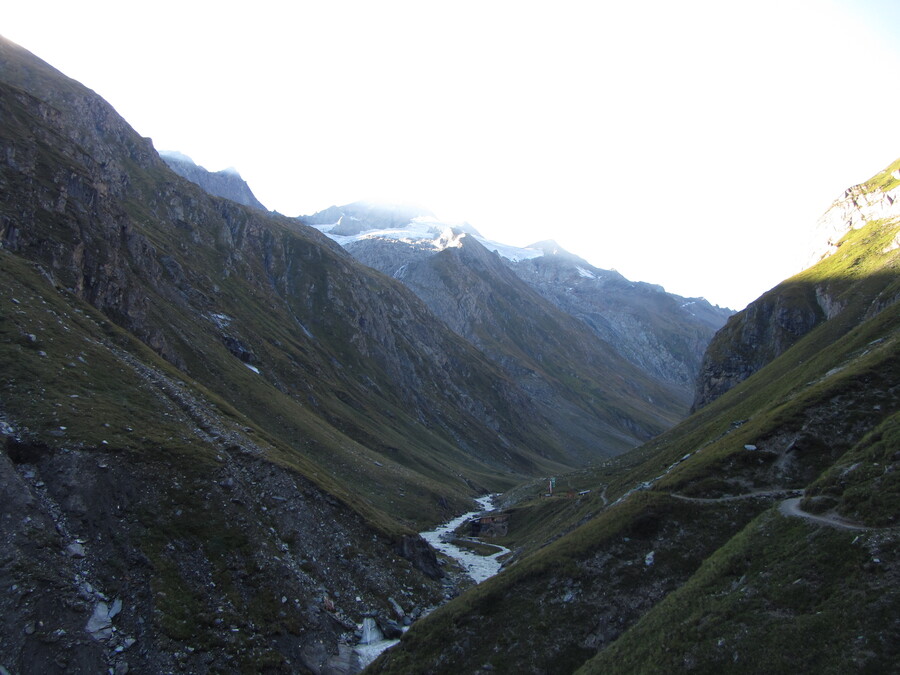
[302,202,733,398]
[154,165,735,455]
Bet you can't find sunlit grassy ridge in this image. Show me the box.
[863,156,900,194]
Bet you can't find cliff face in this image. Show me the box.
[692,284,826,409]
[159,151,268,211]
[693,158,900,410]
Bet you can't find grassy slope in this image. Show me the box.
[863,157,900,194]
[0,251,405,536]
[580,417,900,674]
[579,507,898,674]
[370,204,900,672]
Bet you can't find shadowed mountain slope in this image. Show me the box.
[304,206,731,456]
[0,35,582,518]
[508,243,732,391]
[348,229,687,457]
[0,35,639,673]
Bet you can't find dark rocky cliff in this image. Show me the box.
[692,283,825,409]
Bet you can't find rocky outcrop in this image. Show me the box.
[394,535,443,580]
[0,435,445,674]
[692,283,825,409]
[807,179,900,266]
[694,159,900,410]
[159,151,268,211]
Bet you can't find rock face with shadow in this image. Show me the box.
[693,162,900,410]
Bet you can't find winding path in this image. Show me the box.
[670,489,803,504]
[668,489,879,531]
[777,497,872,531]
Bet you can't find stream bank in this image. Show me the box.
[353,495,509,668]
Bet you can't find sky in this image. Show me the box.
[5,0,900,309]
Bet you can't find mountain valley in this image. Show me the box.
[1,34,898,675]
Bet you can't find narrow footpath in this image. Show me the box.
[777,497,872,531]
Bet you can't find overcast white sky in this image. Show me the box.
[5,1,900,309]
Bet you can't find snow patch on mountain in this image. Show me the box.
[477,238,544,262]
[310,214,544,261]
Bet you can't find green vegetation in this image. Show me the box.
[579,511,898,674]
[863,156,900,194]
[372,492,770,674]
[803,411,900,527]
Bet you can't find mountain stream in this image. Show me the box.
[353,495,510,667]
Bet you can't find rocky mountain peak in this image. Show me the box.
[528,239,569,256]
[158,150,267,211]
[302,201,436,236]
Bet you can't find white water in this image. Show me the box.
[352,495,510,667]
[359,617,383,645]
[354,617,398,670]
[419,494,511,584]
[355,637,401,669]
